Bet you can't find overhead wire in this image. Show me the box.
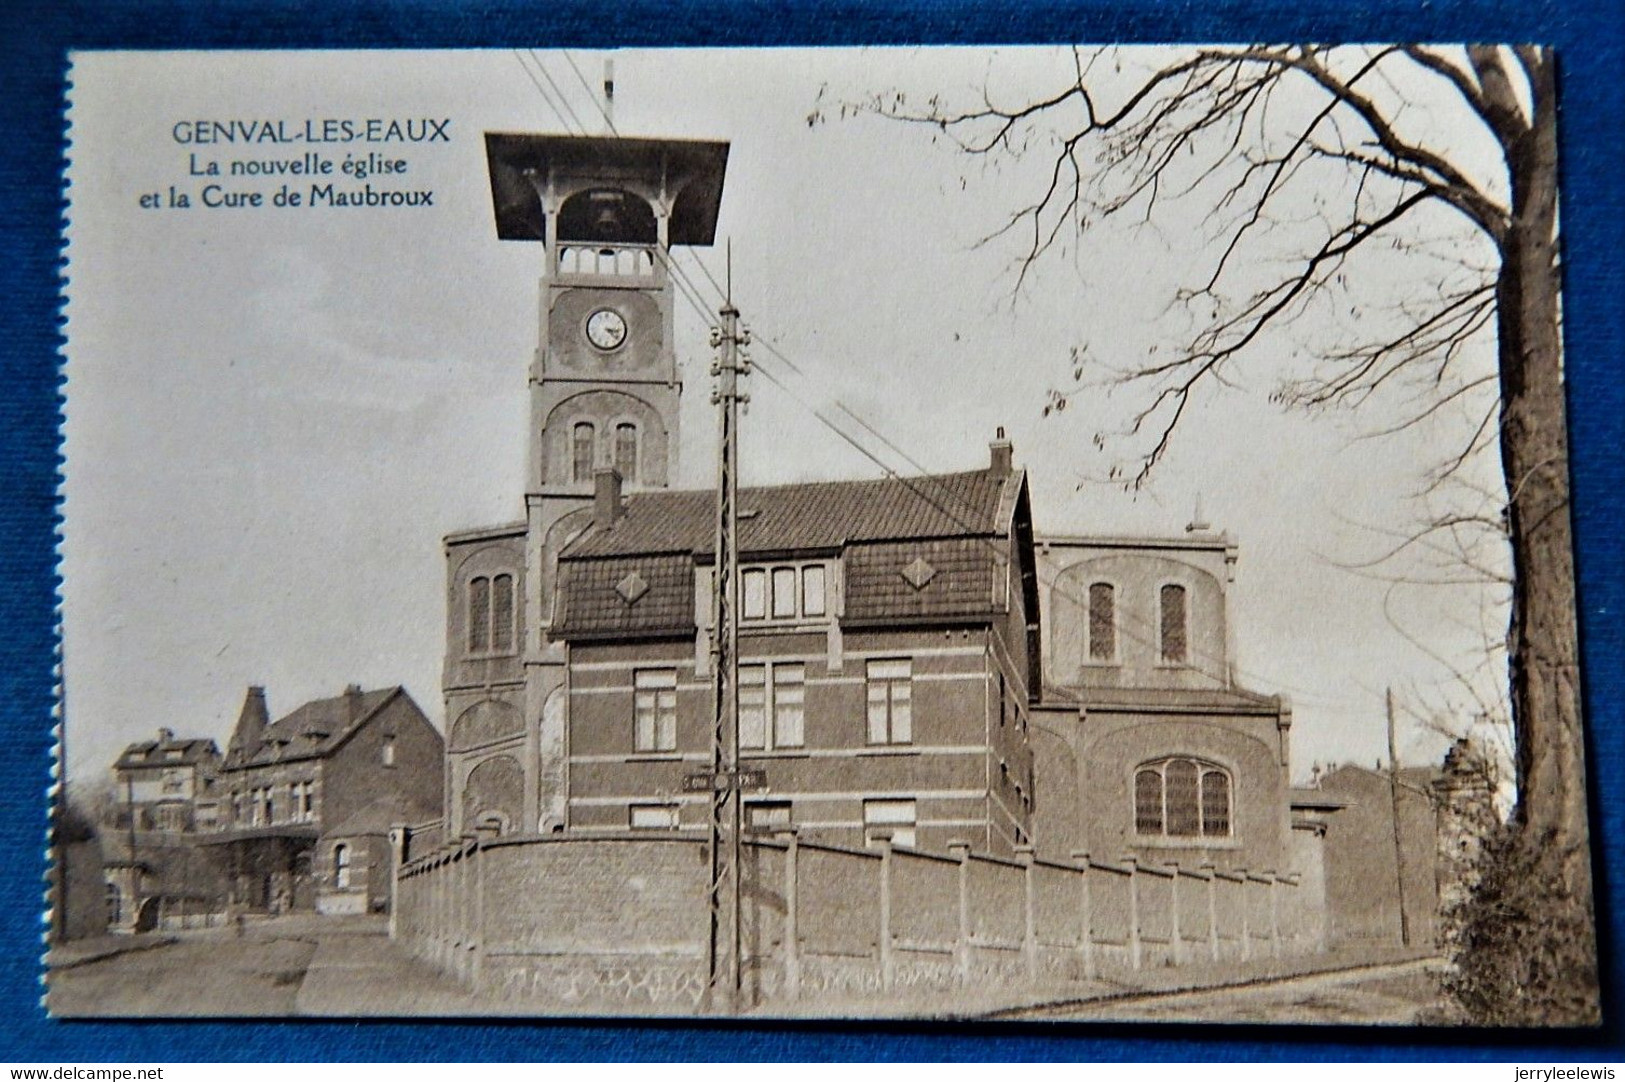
[511,49,1347,712]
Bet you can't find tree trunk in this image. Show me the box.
[1495,53,1592,905]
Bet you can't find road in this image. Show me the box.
[1001,958,1447,1025]
[46,913,474,1017]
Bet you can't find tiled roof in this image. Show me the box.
[225,686,401,769]
[562,468,1013,560]
[553,554,696,639]
[114,738,220,771]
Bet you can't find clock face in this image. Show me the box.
[585,308,628,352]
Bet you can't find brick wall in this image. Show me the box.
[394,831,1321,1011]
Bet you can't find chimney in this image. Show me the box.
[227,685,269,759]
[989,427,1013,473]
[157,727,174,745]
[594,466,624,527]
[345,683,364,722]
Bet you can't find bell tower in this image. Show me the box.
[467,132,730,832]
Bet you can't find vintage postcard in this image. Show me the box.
[51,47,1598,1025]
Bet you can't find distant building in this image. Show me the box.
[103,729,224,932]
[1314,742,1496,953]
[1029,532,1304,878]
[110,728,222,835]
[201,684,443,915]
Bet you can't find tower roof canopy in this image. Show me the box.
[484,132,730,245]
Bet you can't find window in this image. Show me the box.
[105,882,122,926]
[297,780,315,821]
[491,574,515,652]
[613,422,638,482]
[739,663,805,751]
[333,843,352,889]
[1134,757,1232,838]
[261,787,274,824]
[1160,584,1189,664]
[802,566,827,617]
[1088,582,1116,661]
[629,804,680,830]
[866,659,913,744]
[572,421,596,482]
[864,799,917,849]
[770,567,797,618]
[634,669,678,752]
[741,562,829,623]
[745,801,792,833]
[468,577,490,653]
[382,739,396,767]
[468,574,516,656]
[742,569,767,620]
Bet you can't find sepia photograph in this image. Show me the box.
[50,45,1597,1027]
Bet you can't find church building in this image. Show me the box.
[438,127,1316,892]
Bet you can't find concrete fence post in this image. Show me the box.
[387,824,406,940]
[781,830,801,1001]
[1201,862,1219,963]
[1070,851,1094,982]
[948,840,972,985]
[473,839,486,988]
[878,838,894,992]
[1267,870,1282,960]
[1124,855,1142,971]
[1168,862,1184,966]
[1238,869,1252,962]
[1015,845,1037,985]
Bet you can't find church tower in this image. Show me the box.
[443,132,729,837]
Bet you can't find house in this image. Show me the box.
[1029,531,1304,877]
[525,441,1041,855]
[200,684,443,914]
[102,729,225,931]
[110,728,222,835]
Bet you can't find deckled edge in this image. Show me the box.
[43,49,76,1014]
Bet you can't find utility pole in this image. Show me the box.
[1386,687,1412,948]
[703,264,750,1013]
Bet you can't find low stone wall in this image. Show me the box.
[393,832,1321,1010]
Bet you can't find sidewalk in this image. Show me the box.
[47,932,177,971]
[294,917,477,1016]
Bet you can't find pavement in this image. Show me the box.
[46,932,178,970]
[48,913,1445,1022]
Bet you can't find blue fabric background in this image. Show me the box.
[3,0,1619,1062]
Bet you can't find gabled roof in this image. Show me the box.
[114,737,220,771]
[224,686,402,770]
[562,468,1015,561]
[321,794,439,841]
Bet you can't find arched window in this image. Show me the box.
[1160,584,1189,664]
[572,421,596,482]
[1087,582,1116,661]
[490,573,515,652]
[468,573,517,656]
[333,843,352,889]
[468,576,491,653]
[1134,757,1232,838]
[613,422,638,483]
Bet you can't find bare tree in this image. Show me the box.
[844,44,1590,1021]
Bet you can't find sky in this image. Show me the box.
[60,48,1518,788]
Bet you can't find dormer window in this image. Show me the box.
[741,562,830,624]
